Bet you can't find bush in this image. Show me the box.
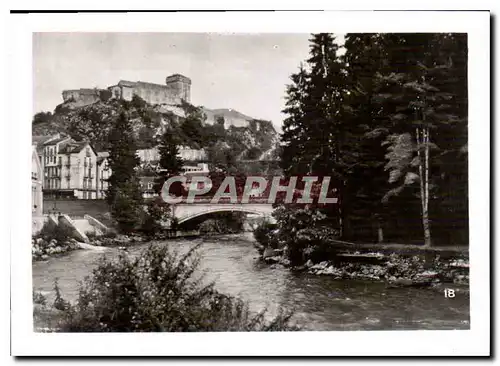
[273,205,339,266]
[142,200,171,237]
[36,222,73,244]
[86,231,97,240]
[52,243,297,332]
[253,221,278,248]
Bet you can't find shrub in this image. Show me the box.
[36,222,73,244]
[253,221,278,248]
[53,279,71,311]
[198,219,224,234]
[273,205,339,266]
[53,243,297,332]
[142,200,171,237]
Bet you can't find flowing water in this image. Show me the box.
[32,233,470,331]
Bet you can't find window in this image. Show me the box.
[147,182,153,190]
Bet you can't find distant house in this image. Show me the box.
[96,152,111,199]
[137,147,160,165]
[137,146,207,164]
[38,136,110,200]
[32,133,68,172]
[178,146,207,161]
[139,176,157,199]
[181,164,212,194]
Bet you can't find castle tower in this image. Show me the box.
[166,74,191,104]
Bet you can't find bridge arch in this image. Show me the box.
[173,204,274,225]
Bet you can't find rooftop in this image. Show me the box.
[59,141,89,154]
[44,136,72,146]
[32,135,57,146]
[117,80,137,87]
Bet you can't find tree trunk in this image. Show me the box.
[416,127,432,247]
[422,127,432,247]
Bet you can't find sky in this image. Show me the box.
[32,32,326,131]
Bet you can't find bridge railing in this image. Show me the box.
[173,197,272,204]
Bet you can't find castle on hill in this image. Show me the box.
[62,74,191,107]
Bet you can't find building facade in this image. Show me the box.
[62,88,102,107]
[37,136,111,200]
[62,74,191,108]
[108,74,191,105]
[137,146,207,169]
[32,146,43,216]
[96,152,111,199]
[139,176,157,199]
[32,145,44,233]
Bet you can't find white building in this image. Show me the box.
[32,145,44,233]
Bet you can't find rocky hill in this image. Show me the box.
[32,96,280,173]
[202,107,255,129]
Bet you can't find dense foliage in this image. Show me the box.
[32,96,279,174]
[153,128,185,197]
[50,244,297,332]
[106,112,144,233]
[274,33,468,263]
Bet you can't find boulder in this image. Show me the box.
[262,247,279,259]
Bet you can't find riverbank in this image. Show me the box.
[32,230,206,261]
[32,233,470,331]
[261,244,469,288]
[31,234,145,261]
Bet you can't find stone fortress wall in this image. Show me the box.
[62,89,102,108]
[62,74,191,107]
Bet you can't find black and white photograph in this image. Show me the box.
[8,9,490,357]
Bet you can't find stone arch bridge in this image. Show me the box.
[171,201,274,224]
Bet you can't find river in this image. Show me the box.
[32,233,470,331]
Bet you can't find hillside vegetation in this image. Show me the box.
[32,96,279,172]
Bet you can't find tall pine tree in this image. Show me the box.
[106,112,143,233]
[154,128,184,196]
[280,33,346,235]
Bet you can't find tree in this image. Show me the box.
[279,33,345,236]
[158,129,184,175]
[33,111,53,125]
[106,112,143,233]
[373,34,468,247]
[277,32,468,249]
[154,129,184,197]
